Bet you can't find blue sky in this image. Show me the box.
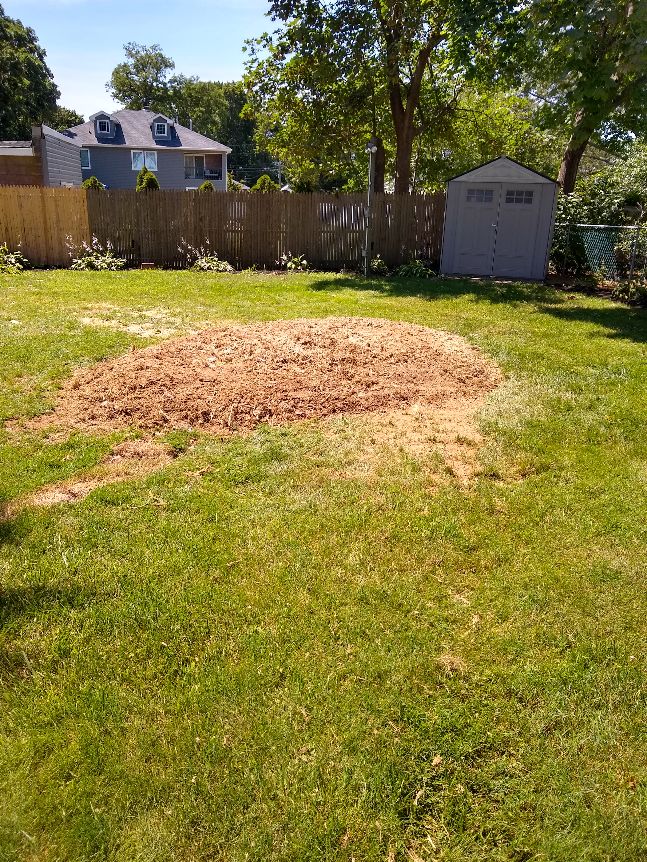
[6,0,270,118]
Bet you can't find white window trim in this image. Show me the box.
[97,119,110,134]
[155,122,168,137]
[80,148,91,169]
[131,150,158,171]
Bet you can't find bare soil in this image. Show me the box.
[37,317,502,435]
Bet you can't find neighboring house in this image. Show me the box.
[0,126,82,187]
[65,109,231,191]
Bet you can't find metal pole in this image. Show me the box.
[364,139,377,277]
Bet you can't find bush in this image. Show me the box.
[67,236,126,271]
[395,258,435,278]
[251,174,280,193]
[610,280,647,306]
[136,166,160,191]
[178,239,234,272]
[0,242,29,273]
[277,252,308,272]
[198,181,214,192]
[228,173,246,191]
[82,176,104,190]
[370,255,389,276]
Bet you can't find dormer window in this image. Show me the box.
[155,122,168,137]
[97,119,110,135]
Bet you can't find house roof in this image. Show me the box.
[447,156,555,184]
[65,109,231,153]
[0,140,32,148]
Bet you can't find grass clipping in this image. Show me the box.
[41,316,502,436]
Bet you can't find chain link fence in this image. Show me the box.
[550,223,647,282]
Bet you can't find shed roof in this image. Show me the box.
[65,109,231,153]
[448,156,555,184]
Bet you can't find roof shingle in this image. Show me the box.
[65,109,231,153]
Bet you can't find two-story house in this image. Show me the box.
[65,109,231,190]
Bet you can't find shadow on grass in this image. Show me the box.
[537,303,647,344]
[310,274,567,306]
[311,275,647,343]
[0,583,94,628]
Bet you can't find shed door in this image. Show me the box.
[492,186,542,278]
[454,184,500,275]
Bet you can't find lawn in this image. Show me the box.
[0,270,646,862]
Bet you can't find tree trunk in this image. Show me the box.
[374,137,385,194]
[558,136,590,194]
[558,109,600,194]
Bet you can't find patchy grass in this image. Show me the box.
[1,270,646,862]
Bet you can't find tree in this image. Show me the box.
[412,86,564,190]
[245,0,508,193]
[251,174,280,192]
[515,0,647,193]
[107,42,175,110]
[46,106,84,131]
[0,3,59,139]
[136,166,160,190]
[198,180,214,192]
[82,176,104,190]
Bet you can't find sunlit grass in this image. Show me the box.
[0,270,646,861]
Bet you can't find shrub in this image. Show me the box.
[370,255,389,276]
[610,280,647,306]
[395,258,435,278]
[178,239,234,272]
[228,173,246,191]
[0,242,29,273]
[277,252,308,272]
[251,174,280,193]
[136,166,160,191]
[82,176,104,190]
[67,236,126,271]
[198,180,214,192]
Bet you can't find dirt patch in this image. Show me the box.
[77,305,197,338]
[35,317,502,435]
[324,396,486,484]
[5,439,176,515]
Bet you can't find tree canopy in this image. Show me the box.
[509,0,647,192]
[244,0,512,193]
[0,3,59,139]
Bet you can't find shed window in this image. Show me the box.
[131,150,158,171]
[97,120,110,134]
[80,148,90,169]
[155,122,167,137]
[506,190,534,204]
[466,188,493,203]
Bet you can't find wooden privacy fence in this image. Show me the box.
[0,187,445,269]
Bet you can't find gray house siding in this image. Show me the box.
[40,127,83,187]
[83,147,227,191]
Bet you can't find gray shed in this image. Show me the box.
[440,157,557,280]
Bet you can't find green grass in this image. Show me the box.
[0,270,646,862]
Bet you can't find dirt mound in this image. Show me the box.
[38,317,502,434]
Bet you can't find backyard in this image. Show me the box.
[0,269,646,861]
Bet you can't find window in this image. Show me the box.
[80,148,91,169]
[505,189,534,204]
[97,119,110,134]
[184,154,205,179]
[155,122,167,137]
[131,150,158,171]
[466,188,493,203]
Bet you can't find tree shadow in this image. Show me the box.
[537,303,647,344]
[0,583,95,629]
[310,274,568,306]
